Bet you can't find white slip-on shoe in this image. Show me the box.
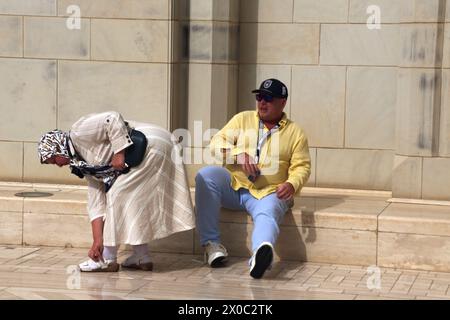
[249,242,274,279]
[78,258,120,272]
[204,241,228,268]
[121,254,153,271]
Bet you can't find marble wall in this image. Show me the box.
[238,0,449,197]
[0,0,172,184]
[0,0,449,200]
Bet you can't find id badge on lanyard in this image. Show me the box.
[255,120,279,164]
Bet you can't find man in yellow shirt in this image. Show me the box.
[195,79,311,279]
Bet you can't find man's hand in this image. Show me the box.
[111,150,126,170]
[236,152,260,180]
[88,240,104,262]
[276,182,295,200]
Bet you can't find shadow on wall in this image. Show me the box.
[275,195,345,263]
[211,194,345,264]
[432,0,448,155]
[238,0,258,113]
[170,0,191,132]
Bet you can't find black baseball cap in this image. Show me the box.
[252,78,288,99]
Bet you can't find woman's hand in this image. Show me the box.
[89,217,104,262]
[111,150,126,170]
[88,240,104,262]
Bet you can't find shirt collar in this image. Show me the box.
[255,111,288,128]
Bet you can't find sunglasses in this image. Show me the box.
[255,93,274,102]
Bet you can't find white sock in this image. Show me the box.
[132,244,149,257]
[103,246,118,261]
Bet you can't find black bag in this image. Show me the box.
[123,129,148,172]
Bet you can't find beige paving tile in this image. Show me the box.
[390,282,413,294]
[397,274,417,283]
[2,245,450,300]
[417,295,450,300]
[0,247,40,259]
[411,279,432,290]
[425,292,450,299]
[408,289,429,297]
[0,290,22,300]
[355,295,397,300]
[379,294,414,300]
[430,281,449,291]
[428,270,450,277]
[343,287,381,296]
[307,287,344,294]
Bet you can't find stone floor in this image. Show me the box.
[1,246,450,300]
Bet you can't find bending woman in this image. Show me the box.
[38,111,195,272]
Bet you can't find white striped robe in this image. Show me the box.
[69,111,195,246]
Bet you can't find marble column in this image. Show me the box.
[170,0,240,142]
[393,0,448,199]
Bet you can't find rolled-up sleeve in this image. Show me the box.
[209,114,243,164]
[86,177,106,222]
[104,112,133,154]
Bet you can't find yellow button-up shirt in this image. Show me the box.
[209,111,311,199]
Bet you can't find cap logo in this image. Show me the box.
[282,86,287,96]
[263,80,272,89]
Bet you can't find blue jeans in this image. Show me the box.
[195,166,290,252]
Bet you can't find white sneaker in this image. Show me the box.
[121,254,153,271]
[204,241,228,267]
[78,258,119,272]
[249,242,274,279]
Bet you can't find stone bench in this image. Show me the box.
[1,182,450,272]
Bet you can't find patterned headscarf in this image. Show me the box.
[37,130,70,164]
[38,129,122,192]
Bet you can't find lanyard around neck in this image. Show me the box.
[255,120,279,164]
